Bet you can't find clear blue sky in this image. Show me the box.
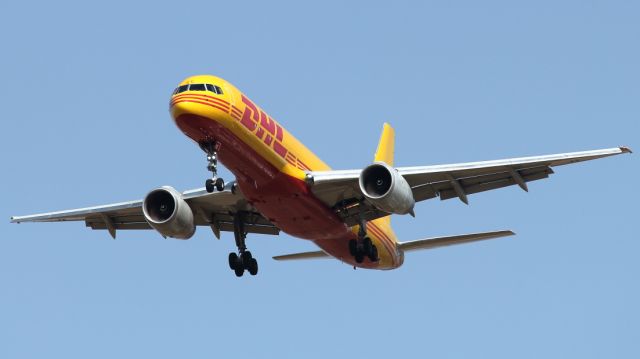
[1,1,638,358]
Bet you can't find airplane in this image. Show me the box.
[10,75,632,277]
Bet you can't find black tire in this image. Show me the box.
[215,178,225,191]
[369,245,379,262]
[355,252,364,264]
[348,239,357,257]
[234,266,244,277]
[228,252,238,270]
[363,237,373,257]
[205,179,215,193]
[241,251,253,269]
[248,258,258,276]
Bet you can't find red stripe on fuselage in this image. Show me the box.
[297,159,311,171]
[172,99,229,113]
[172,93,230,106]
[171,95,230,109]
[366,223,397,267]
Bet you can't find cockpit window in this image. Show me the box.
[188,84,206,91]
[173,83,223,95]
[174,85,188,94]
[205,84,224,94]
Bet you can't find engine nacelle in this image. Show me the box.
[359,162,415,215]
[142,186,195,239]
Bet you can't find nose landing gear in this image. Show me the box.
[200,141,225,193]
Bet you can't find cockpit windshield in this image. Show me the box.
[173,83,224,95]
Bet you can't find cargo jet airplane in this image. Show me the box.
[11,75,632,277]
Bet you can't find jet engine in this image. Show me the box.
[358,162,415,215]
[142,186,195,239]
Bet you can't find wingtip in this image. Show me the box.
[496,230,516,237]
[620,146,633,154]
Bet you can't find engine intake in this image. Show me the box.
[142,186,195,239]
[359,162,415,215]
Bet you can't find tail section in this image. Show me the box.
[272,230,514,263]
[374,123,395,166]
[398,230,515,252]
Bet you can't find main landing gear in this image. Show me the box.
[201,141,225,193]
[348,221,379,264]
[228,212,258,277]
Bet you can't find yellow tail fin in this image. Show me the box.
[374,123,395,166]
[373,123,395,226]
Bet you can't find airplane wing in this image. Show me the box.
[307,146,632,226]
[10,182,279,239]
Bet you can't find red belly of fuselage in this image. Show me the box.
[171,100,400,269]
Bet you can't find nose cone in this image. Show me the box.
[170,96,204,118]
[170,90,234,119]
[169,75,235,143]
[170,93,233,144]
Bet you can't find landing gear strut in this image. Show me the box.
[201,141,225,193]
[228,212,258,277]
[348,219,379,264]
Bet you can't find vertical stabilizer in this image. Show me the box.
[373,123,395,226]
[374,123,395,166]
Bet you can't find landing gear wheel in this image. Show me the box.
[363,237,373,256]
[368,245,379,262]
[355,251,364,264]
[228,252,239,270]
[348,239,357,257]
[228,212,259,277]
[205,179,215,193]
[234,265,244,277]
[248,258,258,276]
[241,251,253,269]
[215,178,225,191]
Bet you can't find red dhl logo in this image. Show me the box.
[238,95,288,159]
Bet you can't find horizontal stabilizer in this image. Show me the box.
[399,230,515,252]
[273,250,329,261]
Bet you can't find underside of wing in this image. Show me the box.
[11,182,279,239]
[307,146,631,225]
[398,146,632,204]
[11,199,150,239]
